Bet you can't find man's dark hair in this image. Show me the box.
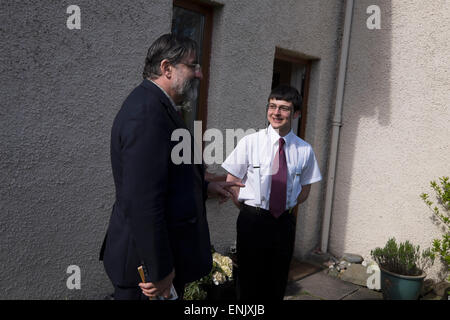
[268,85,302,112]
[142,33,198,79]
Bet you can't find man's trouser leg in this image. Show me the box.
[236,206,295,300]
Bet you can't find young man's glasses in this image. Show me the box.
[267,103,292,113]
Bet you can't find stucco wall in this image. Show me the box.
[331,0,449,281]
[1,0,173,299]
[0,0,343,299]
[204,0,342,260]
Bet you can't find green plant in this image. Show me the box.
[184,281,208,300]
[420,176,450,282]
[371,238,434,276]
[183,248,233,300]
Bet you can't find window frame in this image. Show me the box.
[173,0,214,135]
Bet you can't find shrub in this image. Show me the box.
[420,176,449,281]
[371,237,434,276]
[184,248,233,300]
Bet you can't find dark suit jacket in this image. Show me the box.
[100,79,212,287]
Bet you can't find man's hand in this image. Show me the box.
[224,174,244,208]
[139,269,175,299]
[297,184,311,205]
[207,180,245,204]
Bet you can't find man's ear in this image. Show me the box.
[293,110,301,119]
[160,59,172,79]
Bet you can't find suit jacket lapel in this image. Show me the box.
[161,98,188,130]
[140,79,186,130]
[142,79,205,176]
[165,103,205,177]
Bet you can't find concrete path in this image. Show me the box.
[284,269,383,300]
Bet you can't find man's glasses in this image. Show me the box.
[267,103,292,113]
[178,62,201,73]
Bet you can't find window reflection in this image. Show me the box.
[172,6,205,132]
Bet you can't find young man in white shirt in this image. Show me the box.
[222,85,322,300]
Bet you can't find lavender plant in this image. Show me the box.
[371,238,434,276]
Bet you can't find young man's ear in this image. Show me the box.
[293,110,301,119]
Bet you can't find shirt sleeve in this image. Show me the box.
[300,147,322,186]
[221,137,249,179]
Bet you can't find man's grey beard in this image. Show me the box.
[177,78,200,111]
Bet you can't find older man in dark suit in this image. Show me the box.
[99,34,243,300]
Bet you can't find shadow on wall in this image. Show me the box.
[327,0,392,256]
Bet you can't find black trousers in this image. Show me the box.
[113,280,185,300]
[236,204,296,301]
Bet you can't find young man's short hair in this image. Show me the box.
[268,85,302,112]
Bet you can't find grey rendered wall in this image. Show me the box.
[1,0,173,299]
[1,0,342,299]
[204,0,343,260]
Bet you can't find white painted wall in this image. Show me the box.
[331,0,449,281]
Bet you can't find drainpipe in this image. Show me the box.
[320,0,354,253]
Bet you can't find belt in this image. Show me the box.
[241,203,294,216]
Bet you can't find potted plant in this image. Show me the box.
[184,248,234,300]
[371,237,435,300]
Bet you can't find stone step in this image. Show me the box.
[288,258,323,282]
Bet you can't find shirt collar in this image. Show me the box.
[267,125,295,146]
[149,80,180,111]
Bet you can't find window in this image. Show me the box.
[171,0,214,134]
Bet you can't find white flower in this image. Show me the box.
[211,252,233,282]
[212,271,226,285]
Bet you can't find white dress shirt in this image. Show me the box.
[222,125,322,210]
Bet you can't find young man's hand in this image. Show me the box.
[224,174,244,208]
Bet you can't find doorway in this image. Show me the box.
[272,48,321,282]
[271,48,312,140]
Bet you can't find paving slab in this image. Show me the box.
[284,293,322,300]
[342,287,383,300]
[339,264,370,287]
[284,281,320,299]
[285,269,360,300]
